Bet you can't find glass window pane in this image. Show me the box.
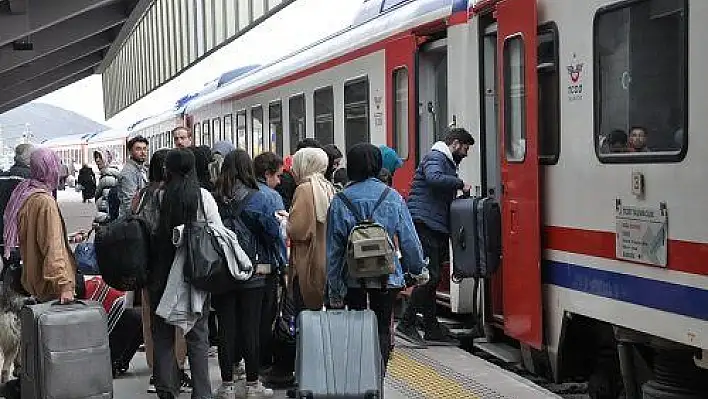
[269,102,283,156]
[252,106,264,156]
[237,112,247,150]
[344,78,370,152]
[538,27,560,164]
[503,36,526,162]
[202,120,211,147]
[193,122,201,146]
[314,87,334,145]
[289,95,306,154]
[224,114,234,145]
[393,68,409,160]
[595,0,686,161]
[213,118,221,142]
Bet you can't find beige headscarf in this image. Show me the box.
[292,148,336,223]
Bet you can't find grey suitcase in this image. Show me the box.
[296,309,382,398]
[20,300,113,399]
[450,196,481,281]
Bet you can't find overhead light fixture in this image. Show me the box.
[12,36,32,51]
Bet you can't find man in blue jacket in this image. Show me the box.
[398,127,474,343]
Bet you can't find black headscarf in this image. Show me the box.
[188,145,214,191]
[347,143,382,183]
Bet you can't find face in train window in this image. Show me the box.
[594,0,687,162]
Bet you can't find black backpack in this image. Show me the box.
[94,215,151,291]
[219,191,261,262]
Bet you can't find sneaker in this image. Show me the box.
[213,382,238,399]
[233,360,246,381]
[396,321,425,345]
[147,376,156,393]
[180,370,193,393]
[208,346,219,358]
[245,380,273,398]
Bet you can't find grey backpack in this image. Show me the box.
[338,187,395,279]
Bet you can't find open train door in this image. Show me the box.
[496,0,543,349]
[385,35,418,197]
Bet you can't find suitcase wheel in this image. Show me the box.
[365,390,380,399]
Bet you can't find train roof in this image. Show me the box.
[185,0,466,113]
[86,129,128,144]
[41,133,89,147]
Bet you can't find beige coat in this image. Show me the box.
[19,192,76,301]
[288,182,327,310]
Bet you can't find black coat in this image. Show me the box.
[77,167,97,199]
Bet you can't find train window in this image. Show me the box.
[314,87,335,145]
[594,0,687,162]
[213,118,222,142]
[224,114,234,144]
[503,36,526,162]
[393,68,409,160]
[269,101,283,156]
[202,121,211,147]
[538,25,560,165]
[289,95,306,154]
[344,77,370,152]
[252,106,264,156]
[237,111,247,150]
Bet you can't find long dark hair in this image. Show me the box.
[188,145,215,190]
[148,149,169,184]
[215,149,258,201]
[159,150,200,237]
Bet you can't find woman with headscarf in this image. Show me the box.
[287,147,336,312]
[378,145,403,187]
[3,147,76,303]
[210,140,235,185]
[93,148,121,223]
[325,143,427,370]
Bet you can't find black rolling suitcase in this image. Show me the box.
[296,309,382,398]
[450,196,481,281]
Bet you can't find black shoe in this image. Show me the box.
[147,376,156,393]
[262,368,296,389]
[396,321,425,345]
[424,323,458,344]
[179,370,193,393]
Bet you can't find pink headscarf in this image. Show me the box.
[4,148,61,259]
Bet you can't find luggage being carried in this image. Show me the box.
[20,300,113,399]
[94,215,151,291]
[338,187,395,280]
[296,309,382,399]
[449,195,502,280]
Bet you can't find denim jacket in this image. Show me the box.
[326,178,426,303]
[257,180,287,269]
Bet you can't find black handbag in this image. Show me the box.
[272,277,296,346]
[183,197,236,294]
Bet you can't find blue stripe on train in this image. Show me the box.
[543,260,708,321]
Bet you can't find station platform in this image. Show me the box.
[57,190,559,399]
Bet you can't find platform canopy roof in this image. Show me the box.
[0,0,151,115]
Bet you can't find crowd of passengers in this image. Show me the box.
[1,124,476,399]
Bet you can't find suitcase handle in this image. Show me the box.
[458,226,466,250]
[51,299,87,306]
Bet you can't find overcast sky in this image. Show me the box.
[34,0,363,128]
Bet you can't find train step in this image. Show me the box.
[472,337,522,365]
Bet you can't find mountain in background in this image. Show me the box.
[0,102,108,148]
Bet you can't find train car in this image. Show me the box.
[128,109,186,158]
[42,133,90,167]
[166,0,708,396]
[86,129,129,168]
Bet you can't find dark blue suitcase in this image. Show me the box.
[450,196,481,281]
[296,309,382,398]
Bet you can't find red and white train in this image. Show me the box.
[123,0,708,396]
